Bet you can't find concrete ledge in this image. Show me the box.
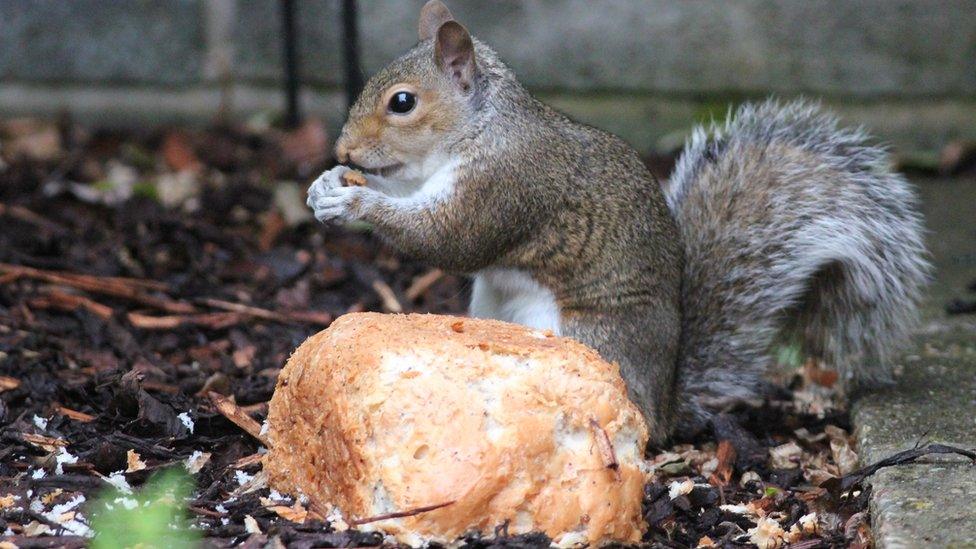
[0,83,346,130]
[3,82,975,156]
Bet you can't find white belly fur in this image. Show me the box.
[470,269,561,334]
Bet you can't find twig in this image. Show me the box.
[823,443,976,496]
[231,452,265,470]
[207,392,269,446]
[131,303,331,330]
[28,288,114,320]
[128,311,246,330]
[54,404,95,423]
[199,298,295,323]
[278,309,333,326]
[405,269,444,302]
[371,279,402,313]
[0,535,88,548]
[0,202,70,235]
[349,500,455,526]
[786,539,830,549]
[0,262,190,313]
[589,418,619,471]
[188,505,224,518]
[199,298,331,327]
[21,433,68,450]
[239,401,269,415]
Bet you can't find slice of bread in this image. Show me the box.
[265,312,648,546]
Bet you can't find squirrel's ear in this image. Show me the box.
[434,21,477,92]
[418,0,454,41]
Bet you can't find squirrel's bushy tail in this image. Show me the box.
[665,100,930,436]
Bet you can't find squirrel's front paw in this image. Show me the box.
[307,166,351,207]
[308,185,371,223]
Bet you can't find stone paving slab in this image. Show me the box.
[851,176,976,548]
[853,318,976,548]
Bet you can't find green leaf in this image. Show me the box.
[90,468,200,549]
[776,342,804,369]
[132,181,160,201]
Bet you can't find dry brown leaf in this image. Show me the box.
[232,345,257,369]
[668,478,694,499]
[244,514,262,534]
[824,425,859,475]
[749,516,786,549]
[1,119,62,161]
[739,471,761,487]
[0,375,21,392]
[269,500,308,523]
[940,140,976,174]
[56,510,76,524]
[185,451,212,474]
[749,497,776,517]
[793,427,827,444]
[829,438,859,475]
[803,358,839,388]
[126,449,147,473]
[23,520,53,537]
[799,512,819,535]
[258,210,287,252]
[696,535,717,547]
[769,441,802,469]
[161,131,202,173]
[0,494,17,509]
[805,468,838,487]
[40,489,63,505]
[709,440,735,486]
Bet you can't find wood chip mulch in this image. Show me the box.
[2,119,969,548]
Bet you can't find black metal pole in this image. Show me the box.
[281,0,301,128]
[341,0,363,109]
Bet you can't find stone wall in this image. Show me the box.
[2,0,975,154]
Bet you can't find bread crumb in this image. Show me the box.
[341,169,368,187]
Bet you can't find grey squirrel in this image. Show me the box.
[307,1,929,443]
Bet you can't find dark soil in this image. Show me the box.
[0,120,876,548]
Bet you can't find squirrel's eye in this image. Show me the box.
[388,91,417,115]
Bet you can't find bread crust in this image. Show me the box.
[265,312,649,546]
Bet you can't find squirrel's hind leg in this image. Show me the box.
[469,269,561,333]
